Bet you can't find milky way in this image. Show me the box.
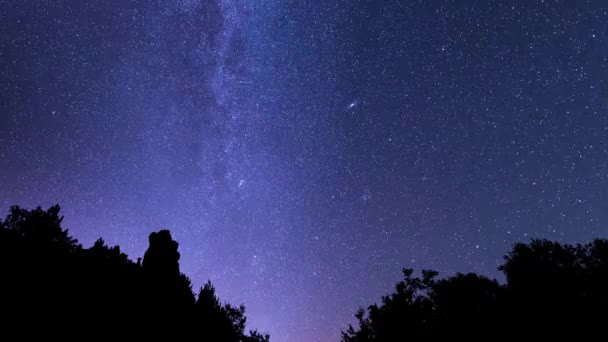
[1,1,607,341]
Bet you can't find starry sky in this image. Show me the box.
[1,0,607,340]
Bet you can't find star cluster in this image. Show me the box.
[1,1,607,341]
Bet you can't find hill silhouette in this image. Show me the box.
[0,204,269,341]
[342,238,608,341]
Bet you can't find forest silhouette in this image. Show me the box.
[1,205,607,341]
[342,238,608,341]
[0,205,269,341]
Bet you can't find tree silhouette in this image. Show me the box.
[342,239,608,341]
[0,205,269,341]
[499,239,608,337]
[430,272,503,339]
[4,204,606,341]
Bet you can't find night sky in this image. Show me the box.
[1,0,607,340]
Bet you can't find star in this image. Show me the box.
[2,1,605,341]
[347,100,358,110]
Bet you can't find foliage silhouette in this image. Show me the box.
[342,239,608,341]
[0,205,269,341]
[4,204,605,341]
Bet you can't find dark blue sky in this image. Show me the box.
[1,1,607,340]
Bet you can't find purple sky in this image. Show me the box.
[2,1,607,341]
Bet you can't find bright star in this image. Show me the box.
[347,100,358,110]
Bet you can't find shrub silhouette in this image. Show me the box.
[0,205,269,341]
[343,239,608,341]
